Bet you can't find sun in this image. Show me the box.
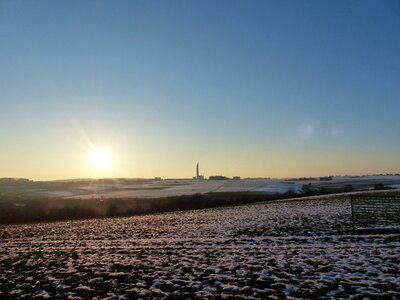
[90,149,112,169]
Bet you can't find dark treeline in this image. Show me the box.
[0,184,372,224]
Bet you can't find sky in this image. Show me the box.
[1,0,400,180]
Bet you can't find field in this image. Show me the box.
[1,194,400,299]
[2,176,400,224]
[2,175,400,200]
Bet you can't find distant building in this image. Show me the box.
[195,162,204,180]
[209,175,230,180]
[320,176,333,181]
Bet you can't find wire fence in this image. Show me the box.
[350,195,400,228]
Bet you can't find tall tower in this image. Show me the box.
[196,162,199,179]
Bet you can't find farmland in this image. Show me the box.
[2,176,400,224]
[1,194,399,299]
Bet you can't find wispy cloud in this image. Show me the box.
[331,128,340,137]
[297,123,315,140]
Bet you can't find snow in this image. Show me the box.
[0,195,399,298]
[13,175,400,200]
[35,179,305,199]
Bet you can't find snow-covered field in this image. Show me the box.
[3,176,400,201]
[27,176,400,200]
[1,196,399,299]
[37,179,305,199]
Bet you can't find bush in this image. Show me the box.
[374,183,385,190]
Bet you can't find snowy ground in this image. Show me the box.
[2,176,400,201]
[10,175,399,200]
[1,195,399,299]
[30,179,304,199]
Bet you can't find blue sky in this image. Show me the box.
[1,0,400,179]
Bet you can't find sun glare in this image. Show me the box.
[90,149,112,169]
